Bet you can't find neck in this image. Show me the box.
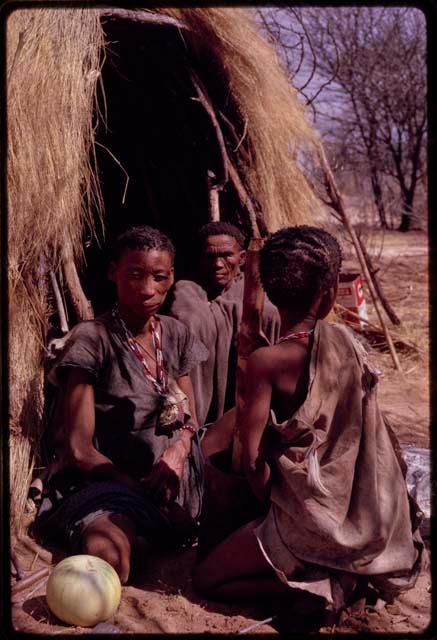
[207,285,224,300]
[204,272,239,300]
[117,304,155,337]
[278,312,317,338]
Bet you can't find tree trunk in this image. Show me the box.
[369,167,388,229]
[398,211,411,232]
[398,191,414,232]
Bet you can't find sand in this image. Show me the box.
[9,230,432,635]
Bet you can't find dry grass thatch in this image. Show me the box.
[7,8,104,533]
[161,7,322,230]
[7,7,323,533]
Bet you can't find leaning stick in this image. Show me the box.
[11,575,50,605]
[218,110,251,164]
[207,170,221,222]
[191,70,267,236]
[232,237,268,472]
[192,73,228,223]
[10,549,25,581]
[62,242,94,322]
[359,241,401,325]
[99,8,189,30]
[191,72,228,189]
[190,69,268,470]
[11,567,49,596]
[226,160,263,239]
[17,534,53,564]
[334,304,420,353]
[317,144,403,373]
[49,270,69,334]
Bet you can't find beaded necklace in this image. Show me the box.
[277,329,314,344]
[112,305,168,395]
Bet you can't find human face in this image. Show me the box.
[200,235,245,292]
[109,248,174,324]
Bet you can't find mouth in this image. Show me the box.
[213,272,228,282]
[138,301,160,311]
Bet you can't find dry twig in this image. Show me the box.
[318,144,403,372]
[334,304,420,355]
[49,270,69,334]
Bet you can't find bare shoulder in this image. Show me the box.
[247,346,279,377]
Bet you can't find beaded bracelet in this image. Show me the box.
[178,423,197,436]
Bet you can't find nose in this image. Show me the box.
[140,278,155,298]
[213,256,225,269]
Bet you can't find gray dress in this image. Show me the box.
[34,311,208,550]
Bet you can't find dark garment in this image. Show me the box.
[34,312,208,547]
[167,273,281,424]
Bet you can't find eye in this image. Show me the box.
[154,274,169,282]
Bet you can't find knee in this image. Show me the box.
[83,530,131,585]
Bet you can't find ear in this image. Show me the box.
[168,267,175,288]
[238,250,247,267]
[108,261,116,283]
[316,283,338,320]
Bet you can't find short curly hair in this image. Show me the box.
[198,222,246,249]
[259,226,342,317]
[110,225,175,263]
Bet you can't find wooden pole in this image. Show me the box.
[334,303,420,354]
[207,170,221,222]
[99,9,189,30]
[49,270,69,334]
[188,68,268,470]
[226,160,263,238]
[317,144,403,372]
[359,240,401,325]
[232,237,269,472]
[191,73,228,189]
[62,242,94,322]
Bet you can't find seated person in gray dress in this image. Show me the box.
[34,226,208,584]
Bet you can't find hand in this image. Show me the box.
[141,437,191,506]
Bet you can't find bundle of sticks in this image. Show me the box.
[10,535,52,605]
[334,303,421,357]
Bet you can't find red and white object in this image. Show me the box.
[337,272,368,328]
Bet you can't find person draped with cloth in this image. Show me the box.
[194,226,426,620]
[34,226,208,584]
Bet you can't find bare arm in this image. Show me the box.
[240,349,273,503]
[177,372,199,432]
[141,373,198,505]
[54,369,142,493]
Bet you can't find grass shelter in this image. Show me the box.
[6,6,322,536]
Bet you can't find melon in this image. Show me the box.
[46,555,122,627]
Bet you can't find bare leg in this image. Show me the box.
[201,408,236,457]
[82,513,136,584]
[192,519,291,599]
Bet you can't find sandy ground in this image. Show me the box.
[10,230,432,635]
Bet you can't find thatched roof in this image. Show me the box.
[7,6,322,532]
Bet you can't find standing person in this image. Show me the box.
[167,222,280,424]
[194,226,425,617]
[34,226,208,584]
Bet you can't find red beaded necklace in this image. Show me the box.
[277,329,314,344]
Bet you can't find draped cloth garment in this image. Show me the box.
[167,274,280,424]
[254,320,426,608]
